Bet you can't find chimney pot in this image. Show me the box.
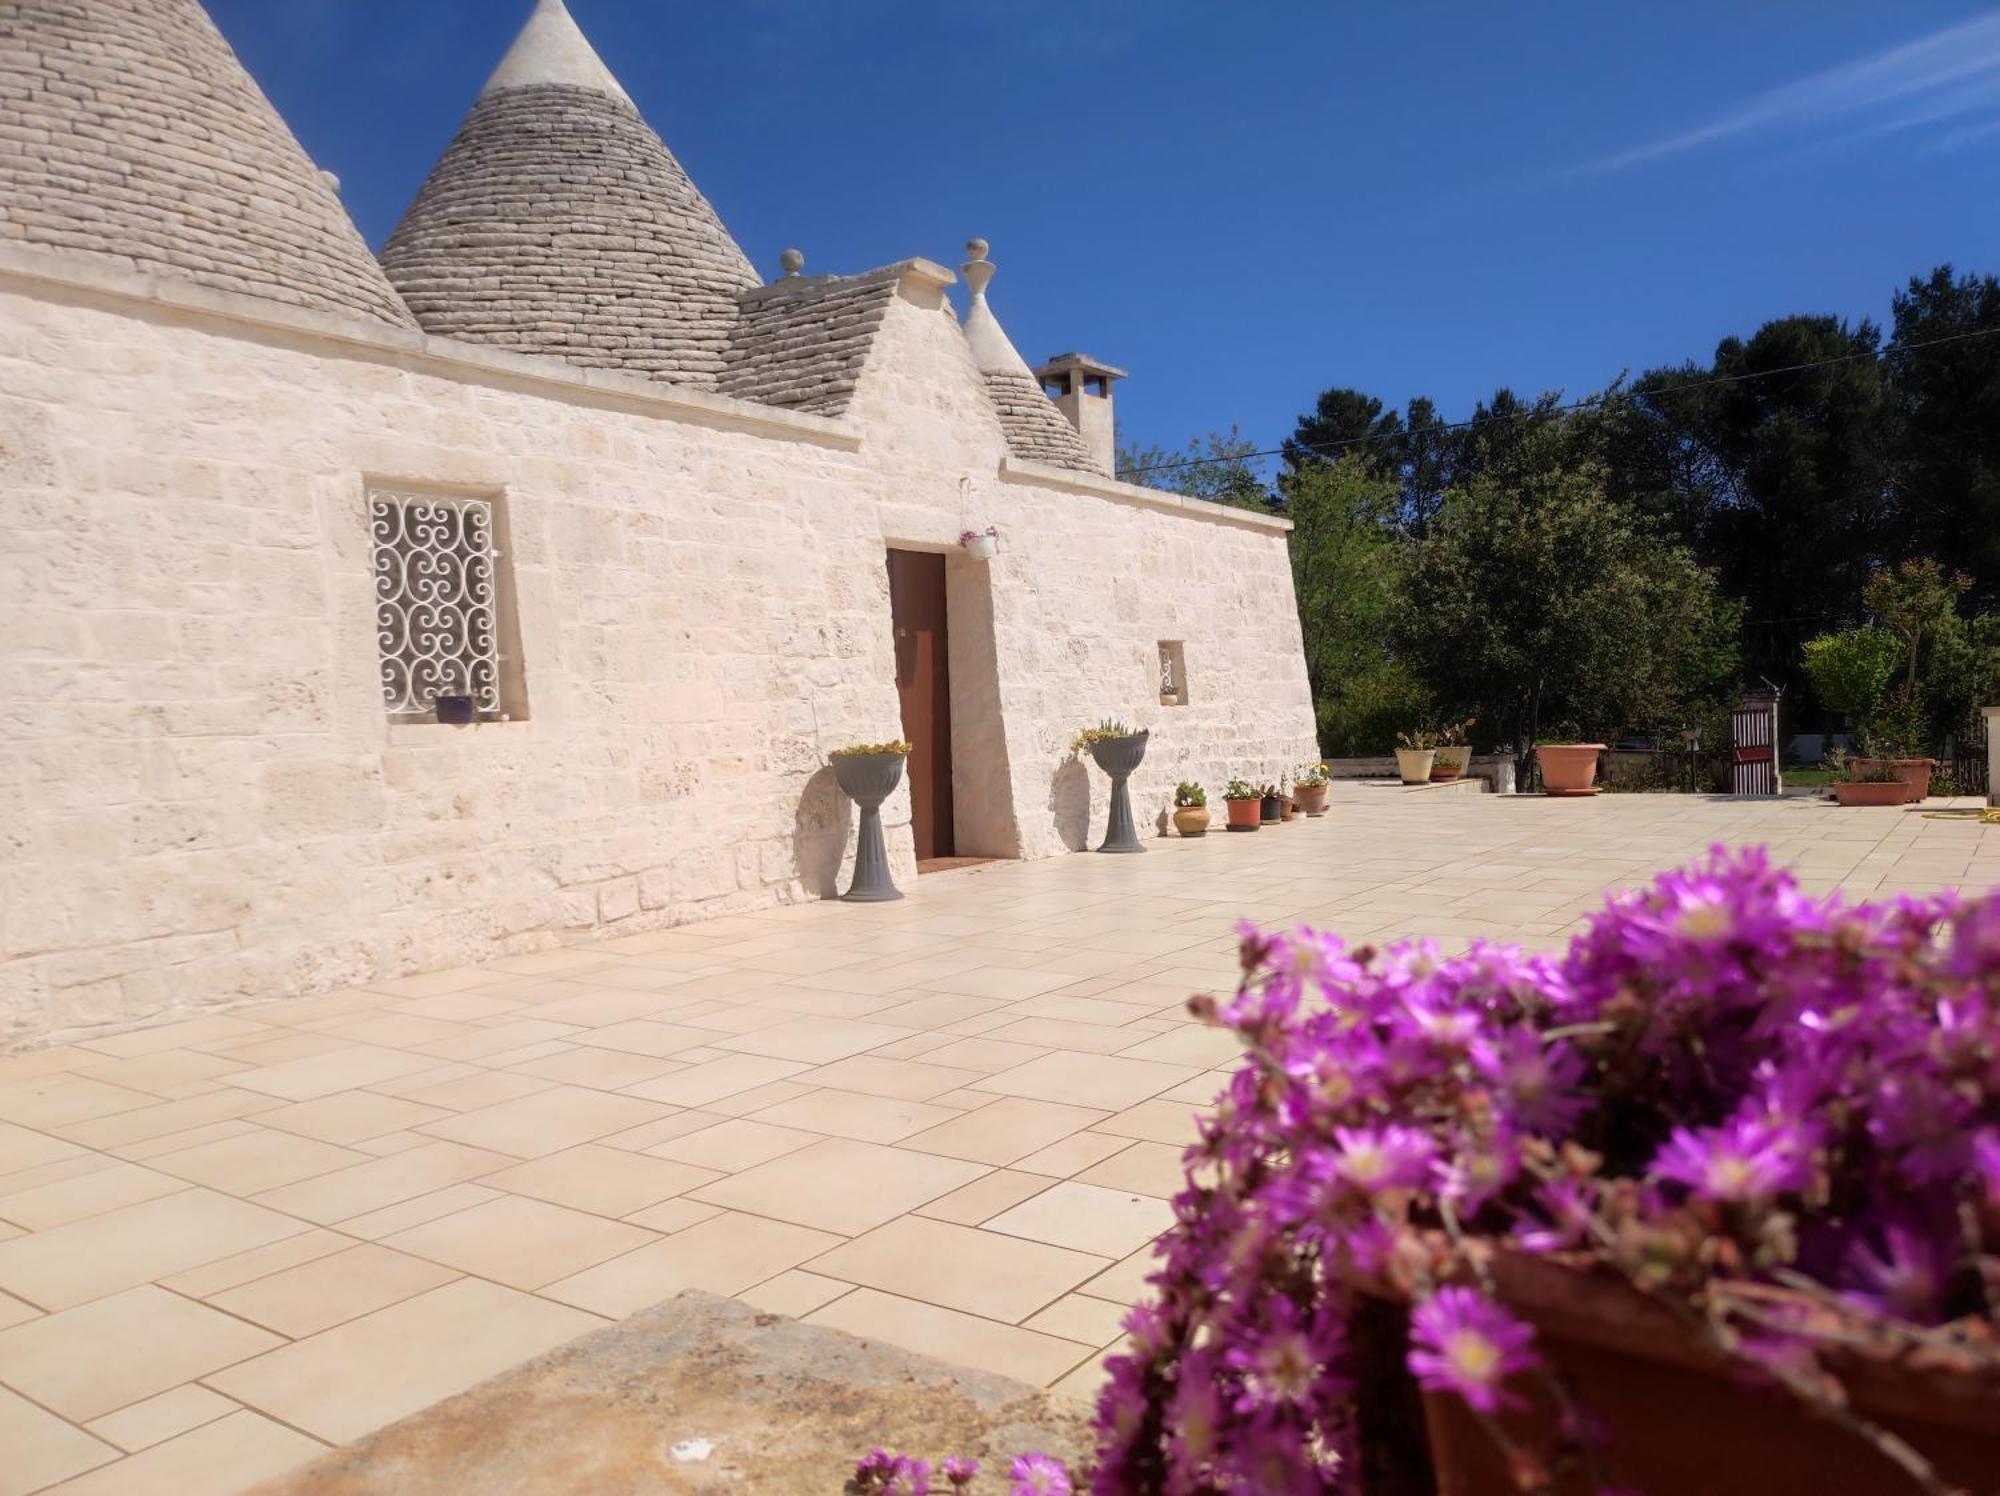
[1033,351,1128,476]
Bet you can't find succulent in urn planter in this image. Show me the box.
[1073,719,1149,854]
[1223,778,1262,832]
[1293,761,1331,816]
[1086,847,2000,1495]
[1395,728,1438,785]
[829,740,912,902]
[1431,719,1473,780]
[1172,781,1210,837]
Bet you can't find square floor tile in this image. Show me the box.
[0,1075,154,1129]
[806,1288,1091,1386]
[620,1054,811,1108]
[798,1054,985,1101]
[505,1048,686,1092]
[574,1020,726,1058]
[713,1017,915,1064]
[747,1088,956,1144]
[417,1086,672,1159]
[477,1145,719,1217]
[0,1385,118,1492]
[84,1383,238,1453]
[687,1137,985,1235]
[542,1210,841,1318]
[899,1096,1110,1167]
[0,1188,307,1310]
[384,1195,655,1290]
[250,1141,514,1226]
[983,1179,1174,1258]
[736,1269,852,1318]
[230,1046,438,1102]
[1075,1140,1186,1198]
[41,1410,323,1496]
[806,1214,1105,1322]
[205,1278,600,1445]
[914,1038,1052,1073]
[913,1170,1055,1226]
[645,1118,822,1172]
[1112,1025,1246,1068]
[374,1067,554,1111]
[0,1159,188,1230]
[0,1284,282,1420]
[207,1243,460,1337]
[150,1128,368,1195]
[971,1051,1199,1110]
[1009,1131,1136,1180]
[253,1092,452,1145]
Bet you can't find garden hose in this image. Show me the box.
[1919,807,2000,823]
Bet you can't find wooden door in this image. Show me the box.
[887,549,954,860]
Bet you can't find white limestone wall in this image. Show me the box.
[0,253,1316,1042]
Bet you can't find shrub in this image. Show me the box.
[1174,782,1207,808]
[1223,779,1259,801]
[1803,627,1901,722]
[1089,848,2000,1493]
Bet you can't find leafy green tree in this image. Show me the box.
[1116,426,1271,512]
[1889,267,2000,605]
[1279,458,1422,754]
[1393,432,1740,763]
[1863,557,1970,696]
[1801,628,1901,721]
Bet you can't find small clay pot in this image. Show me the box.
[1172,805,1210,837]
[1225,798,1262,831]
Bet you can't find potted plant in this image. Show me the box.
[1172,782,1210,837]
[829,740,912,902]
[1536,735,1607,795]
[1432,719,1473,780]
[1258,781,1282,824]
[959,525,1001,561]
[1223,779,1262,832]
[1834,756,1911,807]
[1395,730,1437,785]
[1294,762,1331,816]
[1073,720,1149,854]
[1278,774,1296,822]
[1089,847,2000,1495]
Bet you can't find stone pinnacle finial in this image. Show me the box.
[482,0,634,106]
[779,248,805,277]
[961,237,995,298]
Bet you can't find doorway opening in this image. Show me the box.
[888,549,955,862]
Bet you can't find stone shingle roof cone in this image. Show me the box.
[381,0,760,389]
[0,0,416,327]
[959,240,1098,472]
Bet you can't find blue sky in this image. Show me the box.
[209,1,2000,462]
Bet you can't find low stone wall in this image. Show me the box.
[1323,755,1516,794]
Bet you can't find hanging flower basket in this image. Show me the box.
[959,526,1001,561]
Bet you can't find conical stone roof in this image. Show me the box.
[380,0,759,389]
[958,242,1096,472]
[0,0,415,327]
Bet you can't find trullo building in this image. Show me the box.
[0,0,1316,1041]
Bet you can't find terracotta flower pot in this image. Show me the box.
[1430,745,1471,780]
[1295,782,1329,816]
[1279,797,1295,822]
[1893,757,1933,803]
[1172,805,1210,837]
[1395,748,1435,785]
[1225,798,1261,831]
[1835,779,1908,807]
[1536,743,1605,796]
[1415,1255,2000,1496]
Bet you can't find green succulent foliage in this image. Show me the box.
[1174,782,1207,808]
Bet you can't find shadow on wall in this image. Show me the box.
[791,765,853,898]
[1051,757,1091,852]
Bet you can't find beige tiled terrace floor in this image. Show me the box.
[2,786,1997,1492]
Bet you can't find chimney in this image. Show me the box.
[1034,352,1126,476]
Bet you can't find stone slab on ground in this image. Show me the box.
[245,1290,1092,1495]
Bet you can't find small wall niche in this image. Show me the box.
[1158,640,1189,707]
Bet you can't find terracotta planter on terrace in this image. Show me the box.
[1430,745,1471,780]
[1295,782,1329,816]
[1415,1254,2000,1496]
[1172,805,1210,837]
[1834,779,1909,807]
[1225,798,1261,831]
[1893,757,1934,803]
[1279,797,1296,822]
[1536,743,1605,796]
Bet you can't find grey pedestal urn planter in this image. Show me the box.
[1087,731,1150,854]
[831,752,906,902]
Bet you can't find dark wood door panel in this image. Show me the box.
[887,549,954,860]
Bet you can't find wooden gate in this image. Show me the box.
[1729,692,1781,796]
[1947,711,1989,798]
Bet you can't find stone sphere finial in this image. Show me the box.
[779,247,804,277]
[960,237,996,297]
[965,237,990,262]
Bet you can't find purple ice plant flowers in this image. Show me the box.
[1407,1286,1539,1412]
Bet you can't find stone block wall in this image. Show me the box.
[0,250,1316,1043]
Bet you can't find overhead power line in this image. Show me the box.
[1115,324,2000,481]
